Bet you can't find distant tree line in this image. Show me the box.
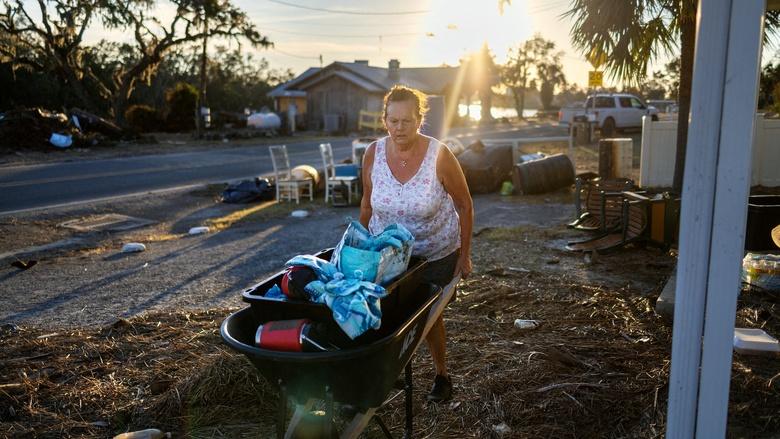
[0,0,289,130]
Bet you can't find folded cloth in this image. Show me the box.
[286,255,388,339]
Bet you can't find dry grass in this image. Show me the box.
[1,227,779,438]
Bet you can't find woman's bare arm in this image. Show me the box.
[436,144,473,278]
[359,143,377,228]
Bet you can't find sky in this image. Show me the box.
[237,0,597,85]
[73,0,605,87]
[66,0,695,89]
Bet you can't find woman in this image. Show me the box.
[360,85,473,402]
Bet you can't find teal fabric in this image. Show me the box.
[286,254,387,339]
[331,220,414,285]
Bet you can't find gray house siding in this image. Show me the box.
[305,76,382,131]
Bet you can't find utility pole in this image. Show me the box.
[196,13,209,138]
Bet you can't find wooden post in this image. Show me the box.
[666,0,765,438]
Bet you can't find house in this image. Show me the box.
[267,67,320,129]
[268,59,461,132]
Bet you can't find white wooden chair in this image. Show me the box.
[269,145,313,204]
[319,142,360,204]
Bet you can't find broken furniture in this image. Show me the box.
[566,191,649,253]
[269,145,314,204]
[320,142,360,206]
[569,176,636,232]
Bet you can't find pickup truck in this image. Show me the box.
[558,93,659,136]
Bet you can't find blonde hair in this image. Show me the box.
[382,85,429,122]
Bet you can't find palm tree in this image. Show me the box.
[565,0,779,193]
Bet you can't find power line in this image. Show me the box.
[271,47,321,60]
[262,26,429,39]
[267,0,429,16]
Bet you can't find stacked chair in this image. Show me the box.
[566,175,651,253]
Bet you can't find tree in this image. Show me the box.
[0,0,103,110]
[536,53,567,110]
[457,44,499,123]
[563,0,779,193]
[205,46,293,113]
[502,35,565,118]
[759,55,780,110]
[0,0,271,124]
[474,43,499,123]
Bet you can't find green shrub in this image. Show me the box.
[164,82,197,132]
[125,105,161,132]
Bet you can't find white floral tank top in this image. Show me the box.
[369,136,461,261]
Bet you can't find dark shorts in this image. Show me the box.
[419,249,460,288]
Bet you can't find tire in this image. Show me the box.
[651,114,659,122]
[601,118,615,138]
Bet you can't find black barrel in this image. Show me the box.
[745,195,780,251]
[512,153,575,195]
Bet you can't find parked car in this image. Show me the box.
[558,93,660,136]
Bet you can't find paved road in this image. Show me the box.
[0,139,353,214]
[0,123,568,215]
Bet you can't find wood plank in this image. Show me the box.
[341,408,377,439]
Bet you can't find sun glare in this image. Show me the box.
[412,0,533,67]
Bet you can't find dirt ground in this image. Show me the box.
[1,141,779,438]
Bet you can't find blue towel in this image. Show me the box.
[286,255,388,339]
[331,221,414,284]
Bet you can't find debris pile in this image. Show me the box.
[0,107,122,150]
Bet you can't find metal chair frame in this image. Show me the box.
[269,145,313,204]
[319,143,360,204]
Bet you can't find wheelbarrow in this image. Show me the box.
[221,250,453,438]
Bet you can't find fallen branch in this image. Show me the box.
[534,382,608,393]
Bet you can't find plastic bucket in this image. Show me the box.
[745,195,780,251]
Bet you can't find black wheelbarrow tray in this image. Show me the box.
[221,248,439,438]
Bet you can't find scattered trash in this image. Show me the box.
[546,258,560,265]
[492,422,512,436]
[0,107,120,150]
[1,323,19,334]
[519,152,547,163]
[91,420,109,427]
[221,178,275,204]
[449,401,461,410]
[188,226,209,235]
[113,429,170,439]
[584,251,598,265]
[500,180,514,196]
[111,318,131,329]
[733,328,780,356]
[291,210,309,218]
[11,259,37,270]
[514,319,539,330]
[49,133,73,148]
[121,243,146,253]
[69,108,123,139]
[507,266,530,273]
[741,253,780,292]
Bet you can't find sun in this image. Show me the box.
[410,0,534,67]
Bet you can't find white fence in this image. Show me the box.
[639,115,780,188]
